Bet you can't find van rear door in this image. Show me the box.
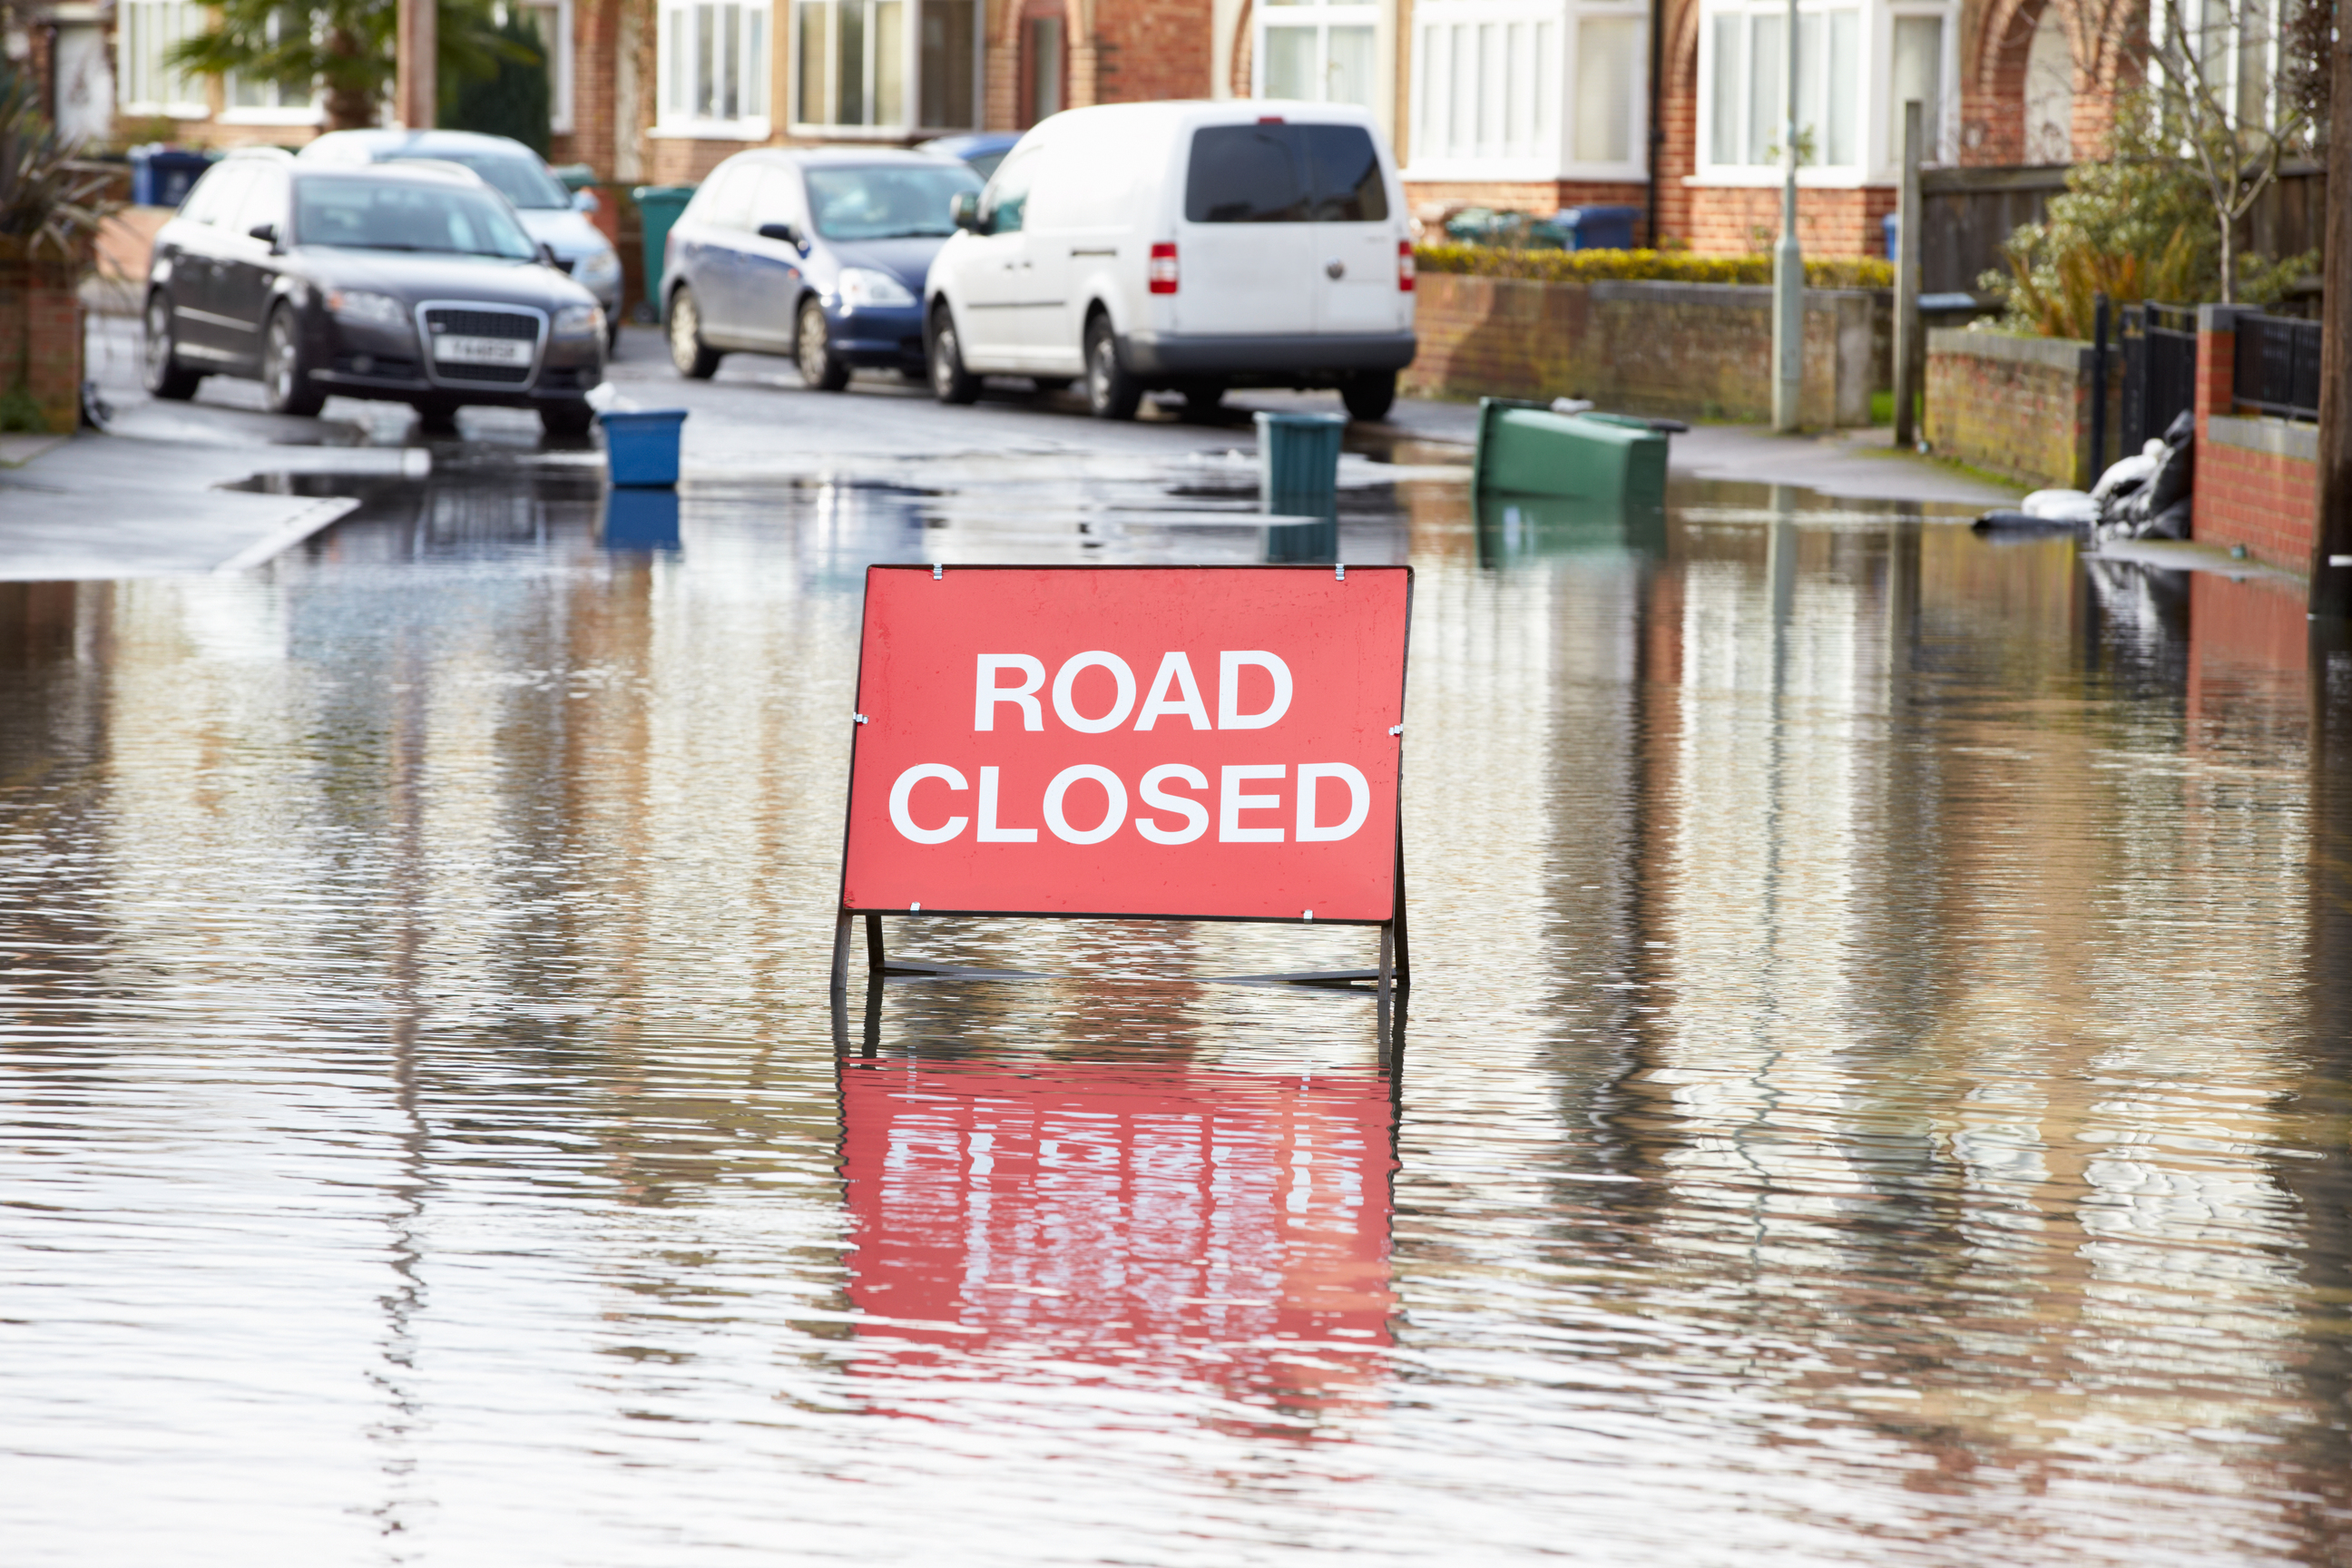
[1298,124,1402,337]
[1172,122,1312,338]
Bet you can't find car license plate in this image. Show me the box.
[433,334,534,366]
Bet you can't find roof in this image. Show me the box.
[300,129,540,162]
[289,159,487,188]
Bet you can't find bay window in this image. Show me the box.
[792,0,978,133]
[221,7,322,124]
[119,0,207,117]
[658,0,770,135]
[518,0,575,134]
[1406,0,1645,178]
[1696,0,1949,179]
[1256,0,1379,108]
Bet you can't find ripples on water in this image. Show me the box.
[4,452,2351,1566]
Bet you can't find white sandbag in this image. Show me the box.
[2020,488,2103,524]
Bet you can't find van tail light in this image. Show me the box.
[1149,241,1180,295]
[1398,240,1416,292]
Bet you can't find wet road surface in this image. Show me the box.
[4,403,2349,1565]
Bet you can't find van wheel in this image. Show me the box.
[1341,369,1396,423]
[928,306,981,405]
[1083,316,1142,421]
[798,299,850,391]
[668,286,720,379]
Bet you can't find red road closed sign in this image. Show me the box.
[839,565,1412,924]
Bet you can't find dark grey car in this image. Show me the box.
[142,154,607,434]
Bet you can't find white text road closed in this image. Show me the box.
[843,566,1410,922]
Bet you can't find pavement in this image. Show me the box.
[9,316,2025,583]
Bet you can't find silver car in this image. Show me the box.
[298,129,624,348]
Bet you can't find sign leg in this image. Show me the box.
[828,911,852,997]
[865,912,885,973]
[1391,837,1412,989]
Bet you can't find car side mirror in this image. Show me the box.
[572,188,601,215]
[248,220,279,247]
[757,220,802,247]
[538,240,561,267]
[950,191,979,233]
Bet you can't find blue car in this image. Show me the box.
[662,149,984,391]
[916,132,1024,183]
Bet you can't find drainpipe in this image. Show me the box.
[1769,0,1801,432]
[1644,0,1664,246]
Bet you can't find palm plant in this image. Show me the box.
[0,64,115,259]
[168,0,533,132]
[0,64,118,431]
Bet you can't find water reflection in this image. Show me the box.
[3,456,2350,1563]
[838,1041,1396,1431]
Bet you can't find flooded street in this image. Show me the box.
[5,443,2350,1565]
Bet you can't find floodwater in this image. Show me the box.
[5,440,2350,1566]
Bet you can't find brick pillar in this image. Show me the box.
[2192,304,2244,542]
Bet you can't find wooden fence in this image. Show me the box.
[1918,162,2324,300]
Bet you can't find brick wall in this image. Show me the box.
[1680,184,1897,258]
[1403,270,1883,426]
[2189,307,2318,573]
[1925,328,2120,488]
[1096,0,1214,103]
[0,250,86,436]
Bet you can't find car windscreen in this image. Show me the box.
[393,152,570,210]
[293,179,539,259]
[1183,124,1390,223]
[805,163,984,241]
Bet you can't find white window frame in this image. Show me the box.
[653,0,773,140]
[513,0,575,134]
[1690,0,1952,188]
[1253,0,1384,111]
[117,0,211,117]
[1404,0,1649,183]
[217,6,326,125]
[788,0,978,138]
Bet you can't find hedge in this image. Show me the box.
[1416,244,1894,289]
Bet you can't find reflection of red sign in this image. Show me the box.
[841,566,1411,922]
[839,1059,1396,1414]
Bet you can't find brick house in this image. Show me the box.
[60,0,2151,255]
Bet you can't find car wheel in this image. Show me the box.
[539,399,595,436]
[142,292,202,401]
[798,299,850,392]
[1340,368,1397,423]
[1083,315,1142,422]
[668,286,720,379]
[261,306,326,417]
[928,305,981,406]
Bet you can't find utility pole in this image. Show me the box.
[1769,0,1803,432]
[1892,99,1922,449]
[2314,0,2352,615]
[396,0,436,130]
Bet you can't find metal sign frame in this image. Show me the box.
[828,563,1413,1004]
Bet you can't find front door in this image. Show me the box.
[733,164,808,353]
[163,162,255,364]
[214,166,289,369]
[952,146,1039,369]
[1171,122,1313,339]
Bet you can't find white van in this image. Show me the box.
[921,100,1416,422]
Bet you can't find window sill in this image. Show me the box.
[650,119,773,141]
[217,107,325,126]
[121,103,212,119]
[1684,167,1887,190]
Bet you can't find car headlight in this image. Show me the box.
[837,267,916,310]
[574,246,622,286]
[326,289,407,330]
[553,303,606,338]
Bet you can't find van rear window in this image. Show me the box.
[1184,124,1389,223]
